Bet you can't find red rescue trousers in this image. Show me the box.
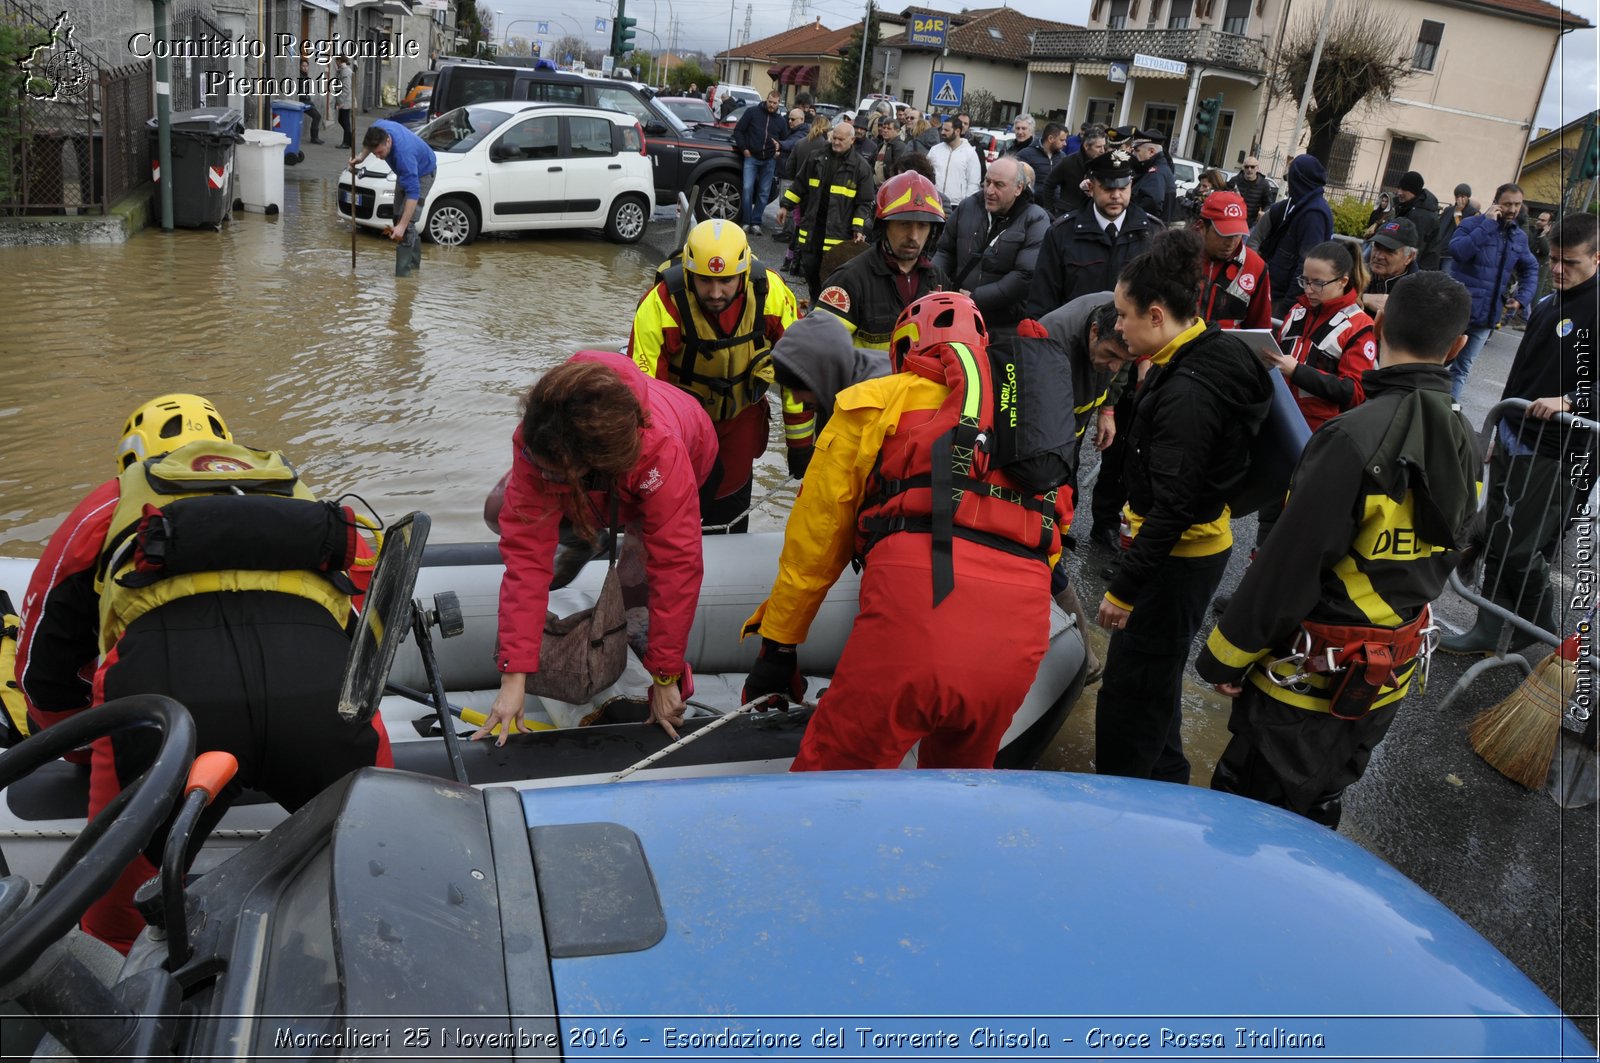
[792,535,1051,771]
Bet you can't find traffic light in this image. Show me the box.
[611,2,637,57]
[530,41,541,58]
[1193,95,1221,138]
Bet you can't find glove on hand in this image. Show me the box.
[741,638,806,710]
[785,446,814,481]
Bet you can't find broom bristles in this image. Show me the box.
[1468,652,1572,790]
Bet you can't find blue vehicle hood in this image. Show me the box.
[521,771,1585,1057]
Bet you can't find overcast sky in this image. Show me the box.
[503,0,1596,130]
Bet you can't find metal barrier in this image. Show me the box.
[1437,397,1599,735]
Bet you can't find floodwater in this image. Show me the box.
[0,169,683,555]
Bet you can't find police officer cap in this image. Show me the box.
[1104,124,1137,148]
[1086,147,1136,187]
[1128,127,1167,147]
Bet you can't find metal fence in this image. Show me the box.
[1,0,152,216]
[1438,398,1599,743]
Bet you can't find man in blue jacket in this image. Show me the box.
[353,119,438,264]
[735,90,789,233]
[1445,182,1539,400]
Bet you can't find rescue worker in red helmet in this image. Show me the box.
[629,219,799,527]
[811,171,950,350]
[741,293,1071,769]
[15,394,392,952]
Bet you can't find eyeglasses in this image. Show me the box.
[1296,274,1346,291]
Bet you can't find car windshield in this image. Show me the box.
[662,98,715,125]
[417,106,511,153]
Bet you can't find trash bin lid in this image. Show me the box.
[270,99,312,113]
[148,106,246,139]
[243,129,291,147]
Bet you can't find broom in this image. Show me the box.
[1467,633,1578,789]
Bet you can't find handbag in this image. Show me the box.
[525,492,629,705]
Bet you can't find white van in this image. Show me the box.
[711,84,761,117]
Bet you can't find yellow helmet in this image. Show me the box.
[117,393,232,471]
[683,219,750,278]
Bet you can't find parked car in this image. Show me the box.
[1171,155,1204,199]
[814,102,843,120]
[716,102,751,129]
[428,61,744,221]
[710,83,761,118]
[656,95,716,127]
[401,71,436,108]
[336,102,654,247]
[970,128,1015,164]
[385,102,431,130]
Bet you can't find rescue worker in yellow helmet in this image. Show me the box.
[629,219,800,527]
[15,393,391,952]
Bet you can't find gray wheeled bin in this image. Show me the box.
[147,107,246,229]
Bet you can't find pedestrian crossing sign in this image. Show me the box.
[930,71,964,109]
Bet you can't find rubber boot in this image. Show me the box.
[1053,581,1103,685]
[1439,609,1506,656]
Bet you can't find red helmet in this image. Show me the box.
[889,291,987,369]
[875,171,945,224]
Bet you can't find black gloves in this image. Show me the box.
[785,446,813,481]
[741,638,806,710]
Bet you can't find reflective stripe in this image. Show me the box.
[827,184,856,195]
[1248,658,1415,712]
[1203,625,1267,670]
[1331,554,1404,626]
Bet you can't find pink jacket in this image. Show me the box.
[495,352,718,678]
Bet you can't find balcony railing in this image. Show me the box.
[1030,26,1266,74]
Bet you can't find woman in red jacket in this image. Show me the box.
[474,352,718,744]
[1269,240,1377,432]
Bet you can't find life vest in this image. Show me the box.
[95,441,359,654]
[856,340,1061,605]
[659,263,775,422]
[1279,300,1373,394]
[0,591,27,745]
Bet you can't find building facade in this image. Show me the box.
[1026,0,1584,201]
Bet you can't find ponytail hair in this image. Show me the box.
[1117,228,1203,321]
[1305,239,1368,297]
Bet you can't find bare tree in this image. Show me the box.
[1271,3,1414,164]
[963,89,997,127]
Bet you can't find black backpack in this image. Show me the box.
[984,322,1078,494]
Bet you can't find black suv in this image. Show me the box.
[428,62,742,221]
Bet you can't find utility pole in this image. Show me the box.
[152,0,173,230]
[1287,0,1338,158]
[853,0,873,108]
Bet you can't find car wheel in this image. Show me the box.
[605,194,649,244]
[425,196,478,246]
[694,174,741,222]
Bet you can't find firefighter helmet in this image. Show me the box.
[875,171,946,225]
[889,292,988,370]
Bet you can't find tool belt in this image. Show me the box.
[1264,606,1436,720]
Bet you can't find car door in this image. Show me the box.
[562,115,624,222]
[592,84,678,204]
[484,113,564,227]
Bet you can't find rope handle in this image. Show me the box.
[609,696,818,782]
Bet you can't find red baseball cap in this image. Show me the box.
[1200,191,1249,237]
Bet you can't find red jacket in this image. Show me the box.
[17,481,120,727]
[495,351,717,679]
[1199,244,1272,330]
[1277,288,1377,430]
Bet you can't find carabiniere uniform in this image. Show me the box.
[1195,361,1479,825]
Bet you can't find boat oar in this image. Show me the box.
[609,697,817,783]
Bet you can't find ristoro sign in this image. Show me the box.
[908,14,948,48]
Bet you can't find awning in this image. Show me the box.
[1387,127,1438,144]
[1027,60,1073,73]
[767,64,790,83]
[789,64,817,86]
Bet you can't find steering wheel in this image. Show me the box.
[0,694,195,985]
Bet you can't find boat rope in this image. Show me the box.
[698,476,799,534]
[0,827,273,842]
[609,696,818,782]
